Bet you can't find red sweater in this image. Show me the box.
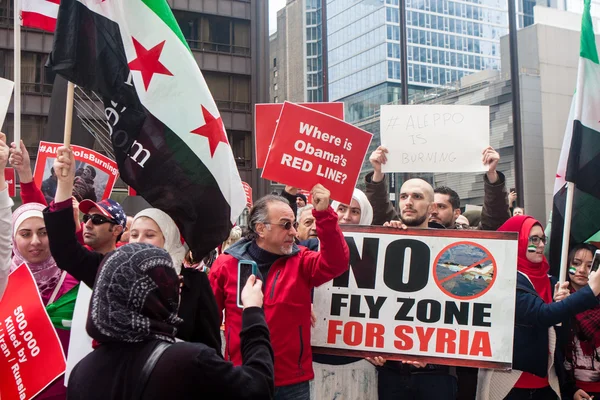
[20,181,48,205]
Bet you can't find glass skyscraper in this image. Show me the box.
[306,0,325,101]
[326,0,536,121]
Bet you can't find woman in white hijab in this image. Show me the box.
[129,208,221,350]
[331,188,374,226]
[130,209,186,273]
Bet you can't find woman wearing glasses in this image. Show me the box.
[477,216,600,400]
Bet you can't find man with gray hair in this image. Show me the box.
[297,204,318,251]
[210,184,349,400]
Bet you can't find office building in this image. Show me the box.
[270,0,326,104]
[353,6,600,223]
[326,0,547,124]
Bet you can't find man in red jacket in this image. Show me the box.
[210,184,349,400]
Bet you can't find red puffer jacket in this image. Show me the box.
[210,207,349,387]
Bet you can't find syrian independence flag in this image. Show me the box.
[21,0,59,31]
[48,0,246,258]
[549,0,600,274]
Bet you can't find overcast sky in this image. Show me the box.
[269,0,287,34]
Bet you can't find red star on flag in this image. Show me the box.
[191,106,229,157]
[128,38,173,90]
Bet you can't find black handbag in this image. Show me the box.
[132,341,172,400]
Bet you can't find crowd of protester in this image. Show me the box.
[0,137,597,400]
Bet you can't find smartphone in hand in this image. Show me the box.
[592,250,600,273]
[237,260,258,308]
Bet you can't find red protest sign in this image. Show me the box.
[4,168,14,197]
[0,265,67,400]
[128,186,137,196]
[241,181,252,208]
[33,141,119,203]
[261,102,372,205]
[255,102,344,169]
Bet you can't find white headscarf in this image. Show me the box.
[331,188,374,226]
[132,208,186,274]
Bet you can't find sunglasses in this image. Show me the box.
[83,214,118,226]
[265,221,299,231]
[528,235,547,245]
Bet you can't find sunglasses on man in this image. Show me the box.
[265,221,299,231]
[83,214,118,226]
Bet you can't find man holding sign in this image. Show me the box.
[210,184,349,400]
[366,145,510,231]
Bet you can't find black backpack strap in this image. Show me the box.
[133,341,171,400]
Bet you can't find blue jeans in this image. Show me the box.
[274,381,310,400]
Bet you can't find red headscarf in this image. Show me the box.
[498,215,552,303]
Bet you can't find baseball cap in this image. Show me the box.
[79,199,127,229]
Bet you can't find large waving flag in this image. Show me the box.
[48,0,246,258]
[21,0,59,31]
[549,0,600,273]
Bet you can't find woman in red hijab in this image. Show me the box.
[477,215,600,400]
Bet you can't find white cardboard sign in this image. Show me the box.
[311,226,518,369]
[0,78,14,129]
[380,105,490,173]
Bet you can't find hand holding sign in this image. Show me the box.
[0,133,8,168]
[9,141,33,183]
[369,146,388,184]
[54,146,76,203]
[311,184,331,212]
[482,146,500,184]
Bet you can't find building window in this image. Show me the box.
[274,83,278,91]
[274,96,278,103]
[228,130,252,169]
[273,57,277,68]
[0,50,52,94]
[174,11,251,56]
[274,70,278,78]
[204,71,251,112]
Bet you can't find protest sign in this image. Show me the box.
[0,78,14,129]
[255,102,344,169]
[0,265,66,399]
[311,226,518,369]
[262,102,372,205]
[33,141,119,203]
[242,181,253,208]
[128,186,137,196]
[380,105,490,173]
[4,168,14,197]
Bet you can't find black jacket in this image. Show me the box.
[43,205,222,353]
[67,308,274,400]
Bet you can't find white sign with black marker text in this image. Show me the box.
[380,105,490,173]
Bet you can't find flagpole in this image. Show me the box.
[61,81,75,176]
[63,82,74,147]
[558,182,576,283]
[558,58,586,284]
[13,0,21,146]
